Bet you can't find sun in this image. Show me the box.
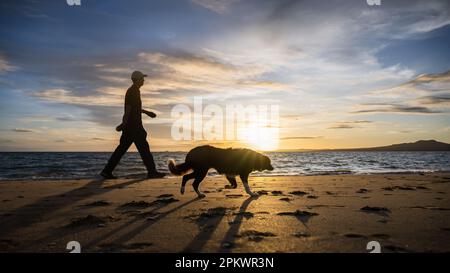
[240,124,279,151]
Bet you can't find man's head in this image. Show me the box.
[131,70,147,87]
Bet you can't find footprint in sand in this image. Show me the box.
[356,189,370,194]
[185,207,228,224]
[382,186,416,191]
[360,206,391,216]
[277,210,318,224]
[157,194,173,198]
[236,230,276,242]
[98,242,153,251]
[292,232,310,238]
[410,206,450,211]
[344,233,368,239]
[384,245,410,253]
[0,239,20,249]
[221,241,234,249]
[119,198,179,211]
[82,200,111,207]
[226,194,244,198]
[118,201,153,210]
[232,211,254,218]
[397,186,416,191]
[65,214,118,228]
[289,191,308,196]
[372,233,391,240]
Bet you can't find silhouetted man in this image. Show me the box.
[100,71,166,179]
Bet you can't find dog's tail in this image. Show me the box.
[168,159,192,175]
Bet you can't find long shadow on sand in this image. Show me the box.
[219,196,258,253]
[83,196,202,252]
[0,177,146,239]
[182,207,227,252]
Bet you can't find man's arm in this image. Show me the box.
[116,104,132,131]
[142,109,156,118]
[123,104,132,124]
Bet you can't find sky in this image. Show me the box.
[0,0,449,151]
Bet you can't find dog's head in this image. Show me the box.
[253,153,274,171]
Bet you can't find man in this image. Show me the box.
[100,70,166,179]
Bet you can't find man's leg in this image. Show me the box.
[133,129,158,174]
[102,132,133,174]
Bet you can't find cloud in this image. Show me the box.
[344,120,372,124]
[31,88,123,107]
[91,137,108,141]
[328,124,355,129]
[354,70,450,115]
[0,55,17,73]
[3,0,450,151]
[327,120,373,129]
[12,128,35,133]
[55,115,78,122]
[190,0,238,14]
[352,104,440,114]
[407,70,450,85]
[138,51,289,93]
[27,48,291,131]
[19,114,78,123]
[417,94,450,105]
[280,136,322,140]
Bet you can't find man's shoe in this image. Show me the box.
[100,171,117,179]
[147,171,166,179]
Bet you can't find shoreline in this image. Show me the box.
[1,170,450,182]
[1,172,449,252]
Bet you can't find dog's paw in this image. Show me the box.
[224,185,234,189]
[248,192,259,198]
[197,193,206,198]
[180,187,185,195]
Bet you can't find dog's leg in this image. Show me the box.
[225,175,237,189]
[181,172,196,194]
[239,173,258,197]
[193,169,208,198]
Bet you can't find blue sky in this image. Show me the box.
[0,0,449,151]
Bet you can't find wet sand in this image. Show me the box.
[0,173,449,253]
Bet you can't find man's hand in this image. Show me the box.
[116,123,124,132]
[143,110,157,118]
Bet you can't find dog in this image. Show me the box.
[168,145,274,198]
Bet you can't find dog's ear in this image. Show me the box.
[265,156,274,171]
[253,154,264,171]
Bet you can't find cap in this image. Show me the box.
[131,70,147,80]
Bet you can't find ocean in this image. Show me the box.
[0,151,449,181]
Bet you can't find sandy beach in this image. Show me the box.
[0,173,449,253]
